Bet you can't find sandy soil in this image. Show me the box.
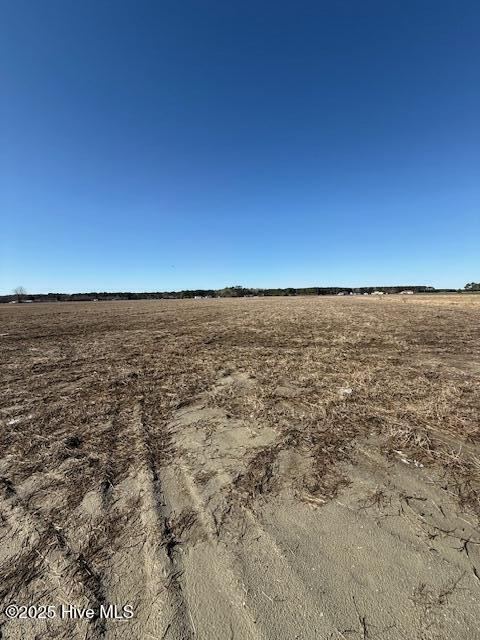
[0,295,479,639]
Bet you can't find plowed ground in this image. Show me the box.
[1,295,479,639]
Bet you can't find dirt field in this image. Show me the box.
[1,295,479,639]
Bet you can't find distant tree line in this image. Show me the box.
[3,283,476,304]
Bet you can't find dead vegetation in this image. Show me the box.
[0,295,479,638]
[1,296,479,515]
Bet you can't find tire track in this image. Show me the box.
[0,476,108,640]
[169,461,348,640]
[131,399,194,639]
[165,462,268,639]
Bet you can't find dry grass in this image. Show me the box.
[1,294,480,606]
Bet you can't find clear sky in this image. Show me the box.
[1,1,479,294]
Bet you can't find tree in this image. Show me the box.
[465,282,480,291]
[219,286,245,297]
[13,286,27,303]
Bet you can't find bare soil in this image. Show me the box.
[1,295,479,639]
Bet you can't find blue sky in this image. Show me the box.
[1,0,479,294]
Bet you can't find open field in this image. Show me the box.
[1,295,479,639]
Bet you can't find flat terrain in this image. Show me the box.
[1,295,479,639]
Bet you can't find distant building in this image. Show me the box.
[371,291,385,295]
[399,290,414,295]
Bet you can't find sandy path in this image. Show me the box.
[148,373,480,640]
